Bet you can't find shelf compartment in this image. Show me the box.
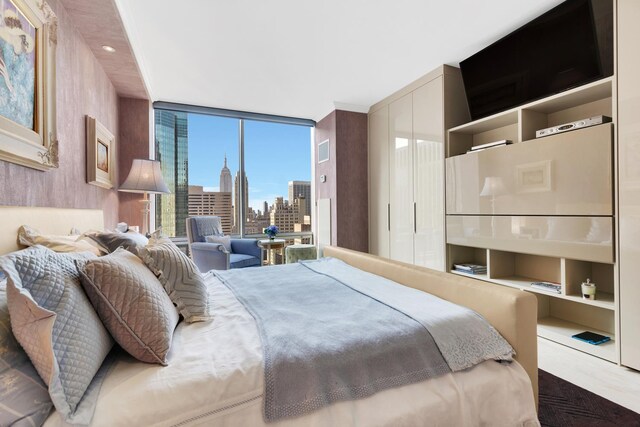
[537,293,616,362]
[523,77,613,116]
[562,259,615,310]
[448,110,518,157]
[538,316,616,363]
[447,244,487,271]
[488,250,560,283]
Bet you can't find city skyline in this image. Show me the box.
[187,114,312,211]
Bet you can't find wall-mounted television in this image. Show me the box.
[460,0,613,121]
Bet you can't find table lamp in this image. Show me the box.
[119,159,170,236]
[480,176,506,237]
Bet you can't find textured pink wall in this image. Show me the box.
[118,97,151,228]
[335,110,368,252]
[314,110,368,251]
[0,0,120,228]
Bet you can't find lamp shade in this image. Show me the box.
[479,176,507,197]
[119,159,170,194]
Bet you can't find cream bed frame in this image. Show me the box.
[324,246,539,406]
[0,206,105,255]
[0,207,538,406]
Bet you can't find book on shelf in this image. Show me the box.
[530,281,561,294]
[467,139,512,153]
[453,263,487,275]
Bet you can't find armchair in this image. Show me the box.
[186,216,262,272]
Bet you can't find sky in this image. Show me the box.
[187,114,312,212]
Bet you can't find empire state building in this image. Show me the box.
[219,155,232,192]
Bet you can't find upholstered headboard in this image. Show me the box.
[0,206,104,255]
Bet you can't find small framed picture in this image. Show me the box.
[318,139,329,163]
[516,160,552,193]
[86,116,115,189]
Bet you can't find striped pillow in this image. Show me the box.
[139,241,211,323]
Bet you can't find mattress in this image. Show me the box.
[45,273,539,427]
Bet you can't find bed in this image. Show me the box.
[0,207,539,426]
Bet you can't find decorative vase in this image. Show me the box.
[269,236,275,240]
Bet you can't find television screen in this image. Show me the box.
[460,0,613,121]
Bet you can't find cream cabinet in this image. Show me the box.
[618,0,640,371]
[413,79,446,270]
[368,65,468,270]
[368,106,390,258]
[389,93,415,264]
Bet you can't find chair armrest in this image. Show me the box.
[191,242,229,254]
[190,242,230,272]
[230,238,261,259]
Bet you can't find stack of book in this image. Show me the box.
[453,263,487,275]
[467,139,512,153]
[530,282,561,294]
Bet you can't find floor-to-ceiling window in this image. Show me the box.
[153,103,314,244]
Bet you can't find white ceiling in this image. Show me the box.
[115,0,563,121]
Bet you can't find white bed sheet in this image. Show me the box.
[45,273,540,427]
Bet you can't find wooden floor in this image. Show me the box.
[538,337,640,414]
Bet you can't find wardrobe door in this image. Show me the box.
[618,0,640,371]
[413,77,445,271]
[389,93,414,263]
[368,106,390,257]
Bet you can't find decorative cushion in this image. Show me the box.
[139,241,211,323]
[85,230,149,254]
[285,244,318,264]
[78,248,179,365]
[18,225,103,256]
[0,279,53,426]
[230,253,261,269]
[205,235,232,253]
[0,246,113,424]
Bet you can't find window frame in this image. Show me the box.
[151,102,315,240]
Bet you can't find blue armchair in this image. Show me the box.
[186,216,262,272]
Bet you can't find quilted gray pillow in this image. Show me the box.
[0,246,113,425]
[85,231,149,254]
[78,248,179,365]
[139,241,211,323]
[0,279,53,426]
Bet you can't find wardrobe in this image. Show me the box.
[368,65,468,271]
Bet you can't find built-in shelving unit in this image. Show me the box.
[447,77,613,157]
[445,75,618,363]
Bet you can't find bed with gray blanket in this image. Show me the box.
[214,257,517,422]
[43,250,538,427]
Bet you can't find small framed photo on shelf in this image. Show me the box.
[86,116,115,189]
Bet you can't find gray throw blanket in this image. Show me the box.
[214,258,513,422]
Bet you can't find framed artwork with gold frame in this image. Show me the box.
[86,116,115,189]
[0,0,58,170]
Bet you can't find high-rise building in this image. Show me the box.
[263,201,269,216]
[219,155,232,193]
[270,195,307,233]
[288,181,311,216]
[187,186,233,234]
[233,171,249,233]
[155,110,188,237]
[270,197,296,233]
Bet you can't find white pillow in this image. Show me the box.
[205,235,232,253]
[18,225,103,256]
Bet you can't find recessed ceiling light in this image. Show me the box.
[102,45,116,53]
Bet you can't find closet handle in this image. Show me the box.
[387,204,390,231]
[413,202,417,233]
